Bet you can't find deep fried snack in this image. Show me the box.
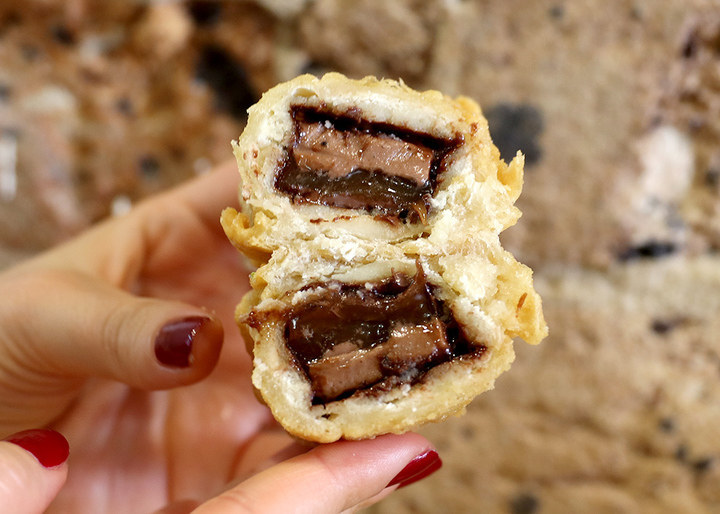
[222,73,547,442]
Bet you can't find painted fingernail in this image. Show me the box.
[4,429,70,468]
[388,449,442,489]
[155,316,214,368]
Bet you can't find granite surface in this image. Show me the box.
[2,1,720,512]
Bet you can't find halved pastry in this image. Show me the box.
[222,73,547,442]
[221,73,524,263]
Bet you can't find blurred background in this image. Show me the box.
[2,0,719,512]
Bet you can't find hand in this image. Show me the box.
[0,161,439,513]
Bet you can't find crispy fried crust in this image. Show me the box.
[222,73,547,442]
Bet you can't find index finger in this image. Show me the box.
[164,159,240,232]
[13,159,241,282]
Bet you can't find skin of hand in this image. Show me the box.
[0,161,440,513]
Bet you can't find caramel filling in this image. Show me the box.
[283,265,484,403]
[275,107,460,223]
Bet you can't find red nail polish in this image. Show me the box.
[388,449,442,489]
[4,429,70,468]
[155,316,213,368]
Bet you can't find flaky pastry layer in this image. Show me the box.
[221,72,524,260]
[222,73,547,442]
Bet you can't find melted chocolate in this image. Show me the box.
[274,106,460,223]
[285,270,435,363]
[283,265,483,403]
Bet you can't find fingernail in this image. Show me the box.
[155,316,213,368]
[4,429,70,468]
[388,449,442,489]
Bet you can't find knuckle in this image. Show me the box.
[0,268,81,334]
[98,305,127,369]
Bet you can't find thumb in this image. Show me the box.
[194,433,441,514]
[1,268,224,391]
[0,429,70,514]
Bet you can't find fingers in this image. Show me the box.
[22,160,242,287]
[0,160,239,430]
[194,433,441,514]
[0,429,69,514]
[0,268,223,391]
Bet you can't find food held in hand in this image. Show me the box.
[222,73,547,442]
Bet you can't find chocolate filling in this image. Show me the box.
[275,106,460,223]
[283,265,484,404]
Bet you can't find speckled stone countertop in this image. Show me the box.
[3,1,720,513]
